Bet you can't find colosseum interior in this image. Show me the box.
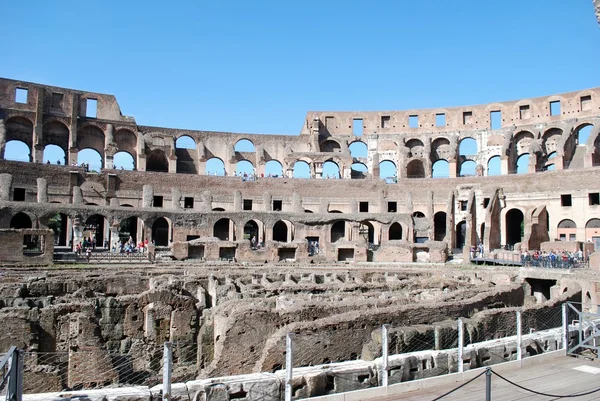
[0,28,600,397]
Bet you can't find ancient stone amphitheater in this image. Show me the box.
[0,4,598,398]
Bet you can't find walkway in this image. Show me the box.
[371,355,600,401]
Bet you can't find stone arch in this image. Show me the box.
[43,144,66,165]
[5,140,31,162]
[273,220,293,242]
[459,137,477,156]
[431,137,451,161]
[120,216,141,244]
[349,141,368,158]
[322,160,340,179]
[405,139,424,158]
[214,218,235,241]
[557,219,576,242]
[320,139,341,153]
[84,214,108,246]
[516,153,530,174]
[77,125,105,158]
[434,212,447,241]
[406,159,425,178]
[234,138,255,153]
[388,222,403,240]
[42,121,69,157]
[265,160,283,177]
[5,117,34,151]
[379,160,397,181]
[47,212,68,246]
[206,157,226,176]
[459,160,477,177]
[115,128,137,158]
[146,149,169,172]
[77,148,103,171]
[152,217,170,246]
[514,131,535,156]
[236,160,254,176]
[575,123,594,146]
[10,212,33,229]
[487,155,501,176]
[350,162,368,179]
[359,220,376,244]
[175,135,198,174]
[456,220,466,249]
[113,151,135,170]
[293,160,311,178]
[585,219,600,248]
[505,208,524,247]
[331,221,347,242]
[244,219,265,243]
[432,159,449,178]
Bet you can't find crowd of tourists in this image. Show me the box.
[520,249,589,269]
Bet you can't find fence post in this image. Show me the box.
[381,324,389,387]
[163,342,172,401]
[434,326,441,350]
[516,310,522,361]
[562,303,568,352]
[457,318,464,373]
[285,333,294,401]
[7,348,23,401]
[485,367,492,401]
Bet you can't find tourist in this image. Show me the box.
[57,159,61,165]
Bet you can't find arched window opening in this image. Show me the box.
[459,160,477,177]
[119,217,140,245]
[505,209,524,247]
[5,140,31,162]
[234,139,255,153]
[456,221,466,249]
[10,212,32,229]
[406,159,425,178]
[206,158,226,176]
[585,219,600,250]
[331,221,346,242]
[265,160,283,177]
[351,162,367,179]
[412,211,425,218]
[434,212,446,241]
[389,223,403,240]
[175,136,197,149]
[244,220,260,243]
[349,141,368,158]
[146,149,169,173]
[48,213,68,246]
[487,156,501,176]
[213,218,235,241]
[152,217,170,246]
[322,161,340,179]
[43,144,66,165]
[320,140,341,153]
[273,221,290,242]
[459,138,477,155]
[85,214,106,247]
[577,125,593,145]
[235,160,254,177]
[293,161,311,178]
[359,221,375,244]
[379,160,397,182]
[78,148,103,172]
[544,152,556,171]
[432,160,449,178]
[516,154,530,174]
[114,151,135,170]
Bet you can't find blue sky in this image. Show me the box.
[1,0,599,173]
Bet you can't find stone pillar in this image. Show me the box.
[554,154,564,170]
[263,191,272,211]
[0,173,12,201]
[202,190,212,212]
[37,178,48,203]
[233,190,242,212]
[137,134,146,171]
[33,89,44,163]
[500,156,510,175]
[528,155,537,174]
[104,124,114,169]
[0,119,6,160]
[448,160,457,178]
[229,221,235,242]
[168,155,177,174]
[72,186,83,205]
[172,187,181,209]
[142,185,153,208]
[292,193,302,213]
[72,216,83,250]
[69,94,79,166]
[110,219,120,252]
